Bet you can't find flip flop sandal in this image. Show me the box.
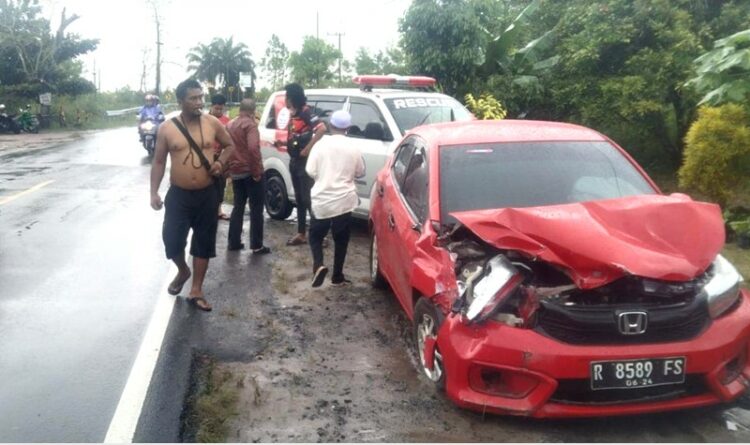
[187,296,213,312]
[286,236,307,246]
[167,274,191,296]
[218,214,230,221]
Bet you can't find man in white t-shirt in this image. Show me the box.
[305,110,366,287]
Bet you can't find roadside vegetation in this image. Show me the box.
[182,355,241,443]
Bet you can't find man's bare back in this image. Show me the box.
[162,113,224,190]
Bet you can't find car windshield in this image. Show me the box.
[384,96,473,134]
[439,141,657,224]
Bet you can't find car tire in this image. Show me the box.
[413,297,446,389]
[264,172,293,220]
[369,233,387,289]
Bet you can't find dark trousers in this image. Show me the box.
[309,212,351,281]
[290,157,313,235]
[228,176,265,249]
[217,177,227,210]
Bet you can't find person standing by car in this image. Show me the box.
[226,99,270,254]
[305,110,365,287]
[277,83,325,246]
[150,79,235,312]
[210,94,232,221]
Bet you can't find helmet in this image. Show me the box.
[152,95,160,103]
[145,94,154,102]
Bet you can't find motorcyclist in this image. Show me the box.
[138,94,165,143]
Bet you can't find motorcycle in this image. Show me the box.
[16,105,39,133]
[138,117,161,156]
[0,104,21,134]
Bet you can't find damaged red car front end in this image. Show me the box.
[436,196,750,417]
[369,120,749,418]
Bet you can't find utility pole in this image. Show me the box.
[149,0,163,95]
[328,31,345,86]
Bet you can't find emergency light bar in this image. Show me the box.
[353,75,437,91]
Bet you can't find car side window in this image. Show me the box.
[349,101,390,141]
[392,141,415,187]
[401,145,429,222]
[311,100,344,122]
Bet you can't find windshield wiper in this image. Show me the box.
[415,110,433,128]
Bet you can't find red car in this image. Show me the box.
[368,119,749,418]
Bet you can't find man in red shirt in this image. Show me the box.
[210,94,231,221]
[226,99,270,254]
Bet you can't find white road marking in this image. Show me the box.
[0,180,55,205]
[104,272,177,443]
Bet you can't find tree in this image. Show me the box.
[187,37,255,97]
[399,0,495,95]
[354,47,407,75]
[354,48,379,75]
[0,0,98,96]
[288,36,340,88]
[686,29,750,106]
[260,34,289,91]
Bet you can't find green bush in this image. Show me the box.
[678,104,750,206]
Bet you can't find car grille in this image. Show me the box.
[550,375,708,405]
[533,277,711,345]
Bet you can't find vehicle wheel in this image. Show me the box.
[413,297,446,388]
[265,172,293,220]
[369,233,387,289]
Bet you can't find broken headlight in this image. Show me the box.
[465,255,524,323]
[702,255,743,319]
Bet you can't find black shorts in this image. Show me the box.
[162,184,219,259]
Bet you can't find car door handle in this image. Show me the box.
[388,213,396,230]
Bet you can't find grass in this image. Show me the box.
[723,244,750,289]
[188,358,242,443]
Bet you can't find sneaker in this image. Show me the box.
[311,266,328,288]
[251,246,271,255]
[331,277,352,287]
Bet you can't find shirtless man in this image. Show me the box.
[150,79,234,311]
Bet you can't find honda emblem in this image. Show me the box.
[617,311,648,335]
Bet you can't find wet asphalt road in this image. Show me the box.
[0,128,171,442]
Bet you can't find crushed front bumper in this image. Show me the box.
[437,290,750,418]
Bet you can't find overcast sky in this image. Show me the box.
[39,0,411,92]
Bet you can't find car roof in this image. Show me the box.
[409,119,608,146]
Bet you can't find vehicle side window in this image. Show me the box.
[392,142,415,187]
[312,101,344,120]
[401,145,429,222]
[349,101,389,141]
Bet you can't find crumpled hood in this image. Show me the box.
[451,194,725,289]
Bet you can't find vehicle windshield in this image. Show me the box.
[384,96,472,135]
[439,141,657,224]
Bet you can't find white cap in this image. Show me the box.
[330,109,352,129]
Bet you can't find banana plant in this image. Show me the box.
[686,29,750,106]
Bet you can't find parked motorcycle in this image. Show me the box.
[0,104,21,134]
[16,105,39,133]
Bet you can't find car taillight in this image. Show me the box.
[468,364,539,398]
[465,255,523,323]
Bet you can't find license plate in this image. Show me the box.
[590,357,686,390]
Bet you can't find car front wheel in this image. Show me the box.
[414,297,445,388]
[264,172,293,220]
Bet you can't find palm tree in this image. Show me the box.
[186,37,256,99]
